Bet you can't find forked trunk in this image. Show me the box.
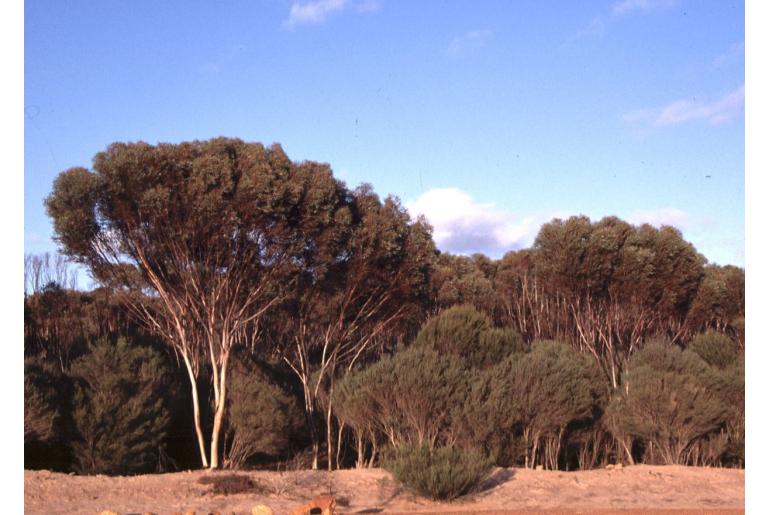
[209,351,230,469]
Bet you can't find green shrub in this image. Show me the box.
[335,344,469,451]
[690,330,741,369]
[24,358,61,444]
[605,340,731,465]
[381,443,493,501]
[414,305,523,369]
[69,336,172,475]
[464,340,604,469]
[224,354,304,468]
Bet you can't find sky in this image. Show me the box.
[24,0,745,271]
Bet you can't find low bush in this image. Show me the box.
[198,473,269,495]
[381,443,493,501]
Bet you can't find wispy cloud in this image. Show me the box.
[355,0,380,13]
[446,30,493,58]
[569,16,605,42]
[612,0,676,16]
[623,85,745,127]
[284,0,379,28]
[406,188,559,256]
[712,41,744,69]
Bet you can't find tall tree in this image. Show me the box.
[45,138,351,468]
[279,185,434,469]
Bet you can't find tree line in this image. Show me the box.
[25,138,744,474]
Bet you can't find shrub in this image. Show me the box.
[198,473,270,495]
[224,354,305,468]
[69,336,172,475]
[24,358,61,444]
[335,344,469,452]
[381,443,493,501]
[690,330,741,369]
[414,305,524,369]
[461,340,605,469]
[605,340,731,465]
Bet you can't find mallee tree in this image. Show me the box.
[46,137,353,468]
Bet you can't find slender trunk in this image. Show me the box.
[182,354,208,468]
[367,432,378,468]
[209,350,230,469]
[356,429,365,469]
[336,422,345,470]
[523,428,530,468]
[530,430,541,469]
[326,378,335,471]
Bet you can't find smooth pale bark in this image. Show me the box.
[208,350,231,469]
[182,354,208,468]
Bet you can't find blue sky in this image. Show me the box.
[24,0,745,270]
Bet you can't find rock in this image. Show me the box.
[98,511,119,515]
[251,506,275,515]
[290,494,336,515]
[535,465,544,471]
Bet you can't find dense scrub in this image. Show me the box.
[25,138,744,477]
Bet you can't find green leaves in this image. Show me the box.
[605,340,734,465]
[381,443,493,501]
[69,337,173,475]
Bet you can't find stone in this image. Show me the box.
[251,505,275,515]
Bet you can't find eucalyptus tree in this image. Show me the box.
[45,138,352,468]
[522,216,705,387]
[279,185,435,469]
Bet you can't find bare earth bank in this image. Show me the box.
[24,464,744,515]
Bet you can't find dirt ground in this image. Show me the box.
[24,464,744,515]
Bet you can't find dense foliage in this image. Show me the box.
[223,353,305,468]
[605,340,734,465]
[381,443,493,501]
[26,138,744,479]
[69,337,174,475]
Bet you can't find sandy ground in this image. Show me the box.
[24,465,744,515]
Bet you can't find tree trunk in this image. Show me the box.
[326,378,335,471]
[182,354,208,468]
[336,422,345,470]
[356,429,365,469]
[209,350,230,469]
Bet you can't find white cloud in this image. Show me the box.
[284,0,378,28]
[405,188,555,256]
[623,85,744,127]
[405,190,740,265]
[446,30,493,58]
[612,0,676,16]
[285,0,348,28]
